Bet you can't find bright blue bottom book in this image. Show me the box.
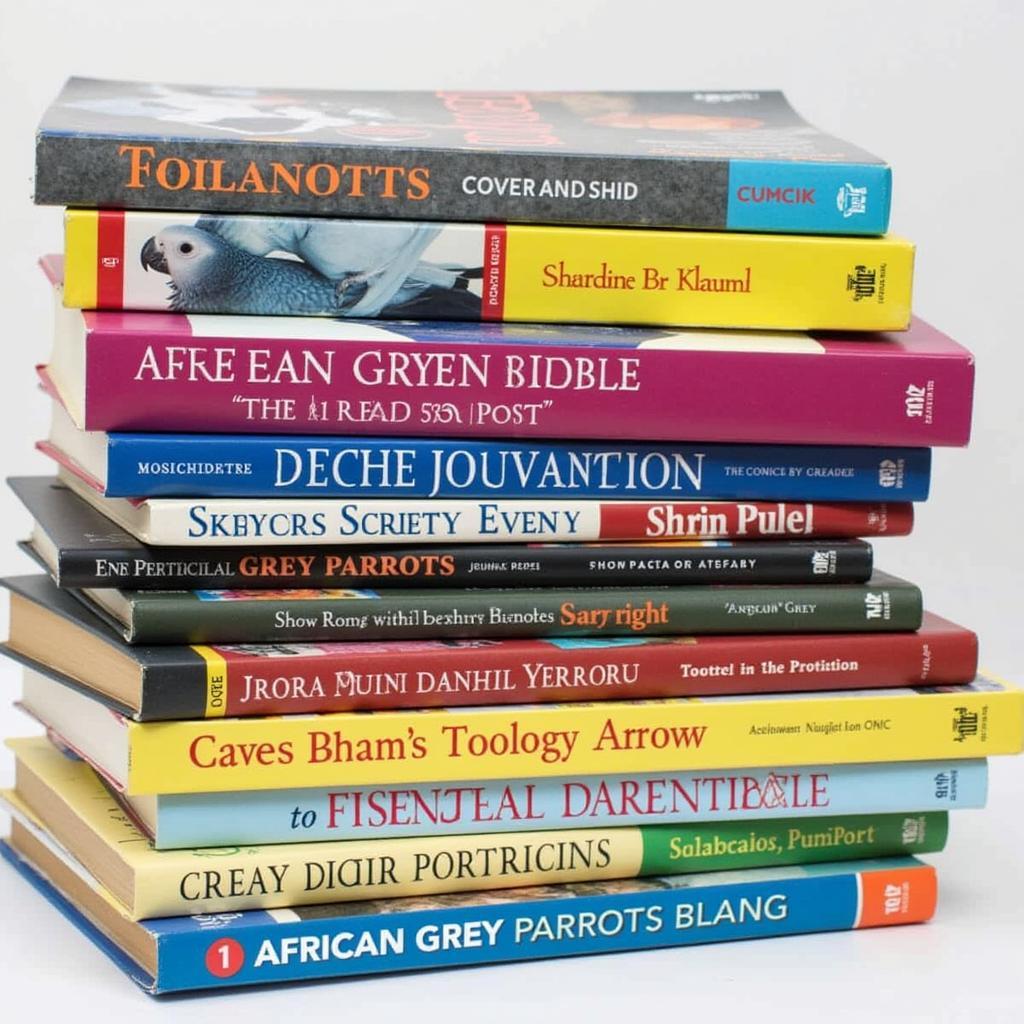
[2,821,937,994]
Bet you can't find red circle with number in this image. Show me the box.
[205,938,245,978]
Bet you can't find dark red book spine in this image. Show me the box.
[175,612,976,719]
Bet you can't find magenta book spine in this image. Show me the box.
[76,326,974,445]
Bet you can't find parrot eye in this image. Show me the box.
[179,242,194,255]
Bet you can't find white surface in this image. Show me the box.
[0,0,1022,1019]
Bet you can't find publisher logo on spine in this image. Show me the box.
[846,265,877,301]
[811,549,837,575]
[952,706,983,743]
[836,183,868,218]
[877,458,904,489]
[864,590,892,621]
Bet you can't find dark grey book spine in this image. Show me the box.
[36,137,730,226]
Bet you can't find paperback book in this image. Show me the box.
[43,257,975,446]
[1,828,937,995]
[1,574,976,720]
[55,468,915,546]
[16,666,1023,794]
[62,210,913,330]
[36,82,892,233]
[3,738,947,919]
[62,570,925,644]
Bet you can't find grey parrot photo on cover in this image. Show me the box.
[140,217,485,318]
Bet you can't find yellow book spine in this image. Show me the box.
[500,226,914,330]
[7,737,642,919]
[63,210,99,307]
[125,678,1024,795]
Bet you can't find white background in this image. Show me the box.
[0,0,1022,1020]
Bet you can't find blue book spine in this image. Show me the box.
[98,436,931,500]
[0,842,936,994]
[151,759,987,849]
[726,162,891,234]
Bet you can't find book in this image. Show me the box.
[12,476,877,591]
[16,665,1022,795]
[36,82,892,234]
[1,830,937,996]
[54,468,915,546]
[3,738,947,920]
[42,398,931,501]
[62,570,925,645]
[124,757,988,851]
[2,574,976,721]
[42,257,975,447]
[62,209,913,331]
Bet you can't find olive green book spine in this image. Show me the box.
[90,572,922,644]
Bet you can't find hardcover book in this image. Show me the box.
[61,210,914,330]
[42,257,975,447]
[1,829,937,995]
[123,758,988,850]
[16,665,1023,795]
[61,570,925,645]
[36,81,892,234]
[1,574,977,720]
[54,466,915,546]
[12,476,877,591]
[3,737,947,919]
[42,399,932,501]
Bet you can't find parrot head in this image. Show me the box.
[140,225,228,283]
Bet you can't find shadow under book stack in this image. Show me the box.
[2,80,1022,995]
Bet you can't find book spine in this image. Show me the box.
[132,813,945,919]
[139,621,976,720]
[0,836,935,994]
[36,137,890,233]
[151,761,985,848]
[73,328,975,447]
[63,209,913,330]
[125,578,924,644]
[124,678,1024,794]
[160,861,935,991]
[55,539,875,590]
[144,497,914,546]
[94,436,931,501]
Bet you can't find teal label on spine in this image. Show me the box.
[726,162,891,233]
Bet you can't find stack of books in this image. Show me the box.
[3,80,1021,995]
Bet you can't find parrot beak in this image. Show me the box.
[140,236,169,274]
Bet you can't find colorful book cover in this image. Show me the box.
[42,257,974,447]
[67,570,925,644]
[1,830,937,995]
[3,574,976,721]
[18,665,1023,795]
[41,409,932,501]
[36,82,892,234]
[55,467,915,546]
[135,759,985,850]
[62,209,913,330]
[3,737,948,919]
[12,474,878,590]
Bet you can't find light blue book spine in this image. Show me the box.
[149,759,987,849]
[726,161,891,233]
[99,435,931,500]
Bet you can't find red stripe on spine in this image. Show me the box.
[481,224,507,321]
[96,211,126,309]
